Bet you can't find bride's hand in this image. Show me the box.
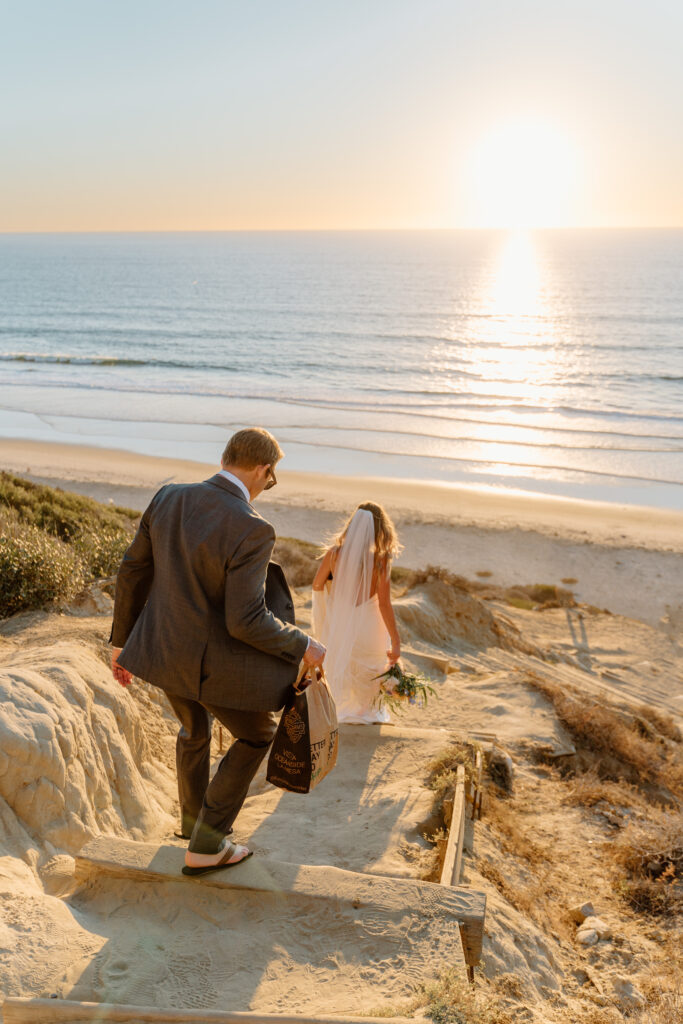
[387,640,401,666]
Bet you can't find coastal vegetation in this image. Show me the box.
[0,472,137,617]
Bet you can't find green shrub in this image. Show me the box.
[73,527,132,579]
[0,513,85,617]
[0,472,137,581]
[0,475,141,618]
[0,471,137,540]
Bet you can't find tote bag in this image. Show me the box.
[266,666,338,793]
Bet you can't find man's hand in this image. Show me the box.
[302,637,326,668]
[111,647,133,688]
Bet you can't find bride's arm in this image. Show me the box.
[312,547,334,591]
[376,563,401,665]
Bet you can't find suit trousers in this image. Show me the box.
[166,693,277,854]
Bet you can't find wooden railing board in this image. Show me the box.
[1,998,416,1024]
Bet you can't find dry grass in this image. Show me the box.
[398,566,574,610]
[566,774,683,917]
[483,788,550,868]
[505,583,576,610]
[428,741,479,801]
[476,787,564,935]
[611,806,683,878]
[523,674,683,918]
[272,536,320,587]
[637,936,683,1023]
[397,564,477,593]
[636,705,682,744]
[479,854,567,939]
[477,858,524,910]
[524,672,679,796]
[610,806,683,917]
[562,770,644,810]
[397,564,592,623]
[421,968,516,1024]
[366,966,516,1024]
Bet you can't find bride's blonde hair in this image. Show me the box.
[330,502,401,577]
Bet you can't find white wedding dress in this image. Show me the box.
[312,509,391,725]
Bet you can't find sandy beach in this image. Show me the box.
[2,437,682,627]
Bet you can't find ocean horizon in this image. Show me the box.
[1,228,682,509]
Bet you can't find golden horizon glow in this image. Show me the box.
[2,3,683,232]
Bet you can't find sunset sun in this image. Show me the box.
[466,120,582,229]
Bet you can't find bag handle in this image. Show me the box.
[294,664,326,694]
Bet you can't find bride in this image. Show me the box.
[311,502,401,724]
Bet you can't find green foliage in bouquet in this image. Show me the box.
[374,662,437,715]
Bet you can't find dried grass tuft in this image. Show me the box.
[636,705,682,744]
[525,672,676,794]
[609,806,683,917]
[637,938,683,1023]
[272,536,320,587]
[562,771,644,810]
[365,965,515,1023]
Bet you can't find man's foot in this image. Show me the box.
[182,838,252,877]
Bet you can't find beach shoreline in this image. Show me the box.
[2,437,682,626]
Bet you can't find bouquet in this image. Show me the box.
[374,662,437,715]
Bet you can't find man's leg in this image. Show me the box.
[166,693,212,839]
[188,705,277,854]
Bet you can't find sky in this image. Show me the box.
[2,0,682,231]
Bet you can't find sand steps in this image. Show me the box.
[4,722,486,1018]
[1,998,416,1024]
[234,722,451,881]
[75,836,486,969]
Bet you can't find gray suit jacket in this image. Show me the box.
[111,474,309,711]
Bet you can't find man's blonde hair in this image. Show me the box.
[222,428,283,469]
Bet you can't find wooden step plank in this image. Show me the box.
[340,722,450,742]
[1,998,415,1024]
[440,765,466,888]
[75,837,486,967]
[75,837,484,917]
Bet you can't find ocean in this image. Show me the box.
[0,229,681,508]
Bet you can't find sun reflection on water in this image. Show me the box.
[488,230,542,319]
[424,231,571,482]
[470,230,564,399]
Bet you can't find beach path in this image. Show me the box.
[4,720,486,1019]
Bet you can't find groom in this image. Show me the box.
[110,427,325,873]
